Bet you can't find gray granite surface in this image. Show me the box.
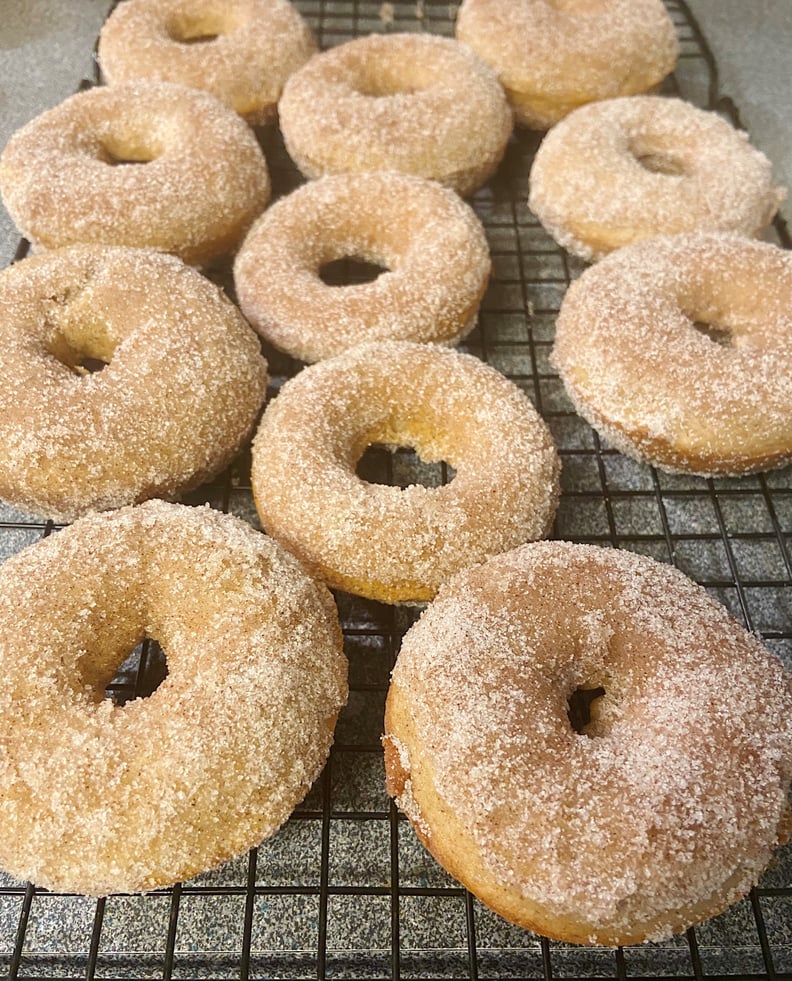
[686,0,792,217]
[0,0,114,266]
[0,1,790,978]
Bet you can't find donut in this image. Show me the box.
[251,341,560,604]
[277,33,513,196]
[0,500,347,895]
[455,0,678,129]
[98,0,316,125]
[0,244,268,521]
[233,172,491,363]
[528,96,786,260]
[384,541,792,946]
[551,233,792,477]
[0,80,270,266]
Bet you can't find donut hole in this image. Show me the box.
[104,639,169,708]
[628,138,688,177]
[319,257,388,287]
[165,11,237,44]
[171,31,219,45]
[46,329,115,376]
[356,443,456,488]
[689,317,734,347]
[99,150,152,167]
[76,635,168,707]
[567,685,606,737]
[635,153,686,177]
[352,64,432,99]
[97,133,162,167]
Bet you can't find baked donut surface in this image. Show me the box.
[455,0,678,129]
[278,33,513,196]
[384,541,792,946]
[233,171,491,363]
[528,96,785,260]
[551,233,792,476]
[0,500,347,896]
[0,245,268,521]
[251,341,560,604]
[0,80,270,265]
[98,0,316,125]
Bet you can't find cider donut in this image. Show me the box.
[251,341,560,604]
[528,96,786,260]
[0,245,268,521]
[0,81,270,266]
[0,500,347,896]
[233,172,491,363]
[98,0,316,125]
[455,0,678,129]
[551,233,792,476]
[384,541,792,946]
[278,33,513,196]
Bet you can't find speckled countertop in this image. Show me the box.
[0,3,789,980]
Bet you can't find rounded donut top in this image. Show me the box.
[528,96,786,260]
[278,32,513,196]
[251,340,560,603]
[551,233,792,476]
[233,171,491,362]
[0,244,268,520]
[0,499,347,896]
[0,80,271,265]
[385,541,792,944]
[456,0,679,128]
[98,0,316,125]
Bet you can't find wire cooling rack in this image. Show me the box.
[0,1,790,978]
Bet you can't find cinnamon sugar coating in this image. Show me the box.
[98,0,316,125]
[0,80,271,266]
[551,233,792,476]
[278,33,513,196]
[528,96,785,260]
[384,541,792,945]
[0,245,268,521]
[456,0,678,129]
[233,172,491,363]
[0,500,347,896]
[251,341,560,604]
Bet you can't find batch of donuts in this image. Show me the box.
[0,0,790,952]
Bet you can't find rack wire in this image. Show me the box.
[0,1,790,978]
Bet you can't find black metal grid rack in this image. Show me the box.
[0,1,790,978]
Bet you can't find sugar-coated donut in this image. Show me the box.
[0,245,268,521]
[234,172,491,363]
[456,0,678,129]
[251,341,560,604]
[0,500,347,896]
[0,81,270,266]
[384,541,792,946]
[551,233,792,477]
[278,33,513,196]
[98,0,316,125]
[528,96,786,261]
